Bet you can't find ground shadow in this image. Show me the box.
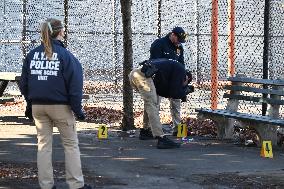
[0,116,34,126]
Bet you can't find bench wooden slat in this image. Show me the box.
[224,85,284,96]
[228,77,284,86]
[196,108,284,126]
[82,94,90,99]
[223,93,284,105]
[0,72,21,81]
[0,97,14,104]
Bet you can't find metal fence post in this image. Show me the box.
[211,0,219,110]
[64,0,68,47]
[22,0,27,62]
[195,0,201,84]
[262,0,270,116]
[227,0,235,77]
[157,0,162,38]
[112,0,118,85]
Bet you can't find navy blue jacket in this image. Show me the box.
[20,40,84,116]
[150,34,184,64]
[151,59,187,99]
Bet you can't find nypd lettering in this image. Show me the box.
[30,52,60,80]
[32,52,58,61]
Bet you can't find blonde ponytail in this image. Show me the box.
[41,22,53,59]
[40,18,64,60]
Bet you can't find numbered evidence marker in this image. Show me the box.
[177,123,187,138]
[98,124,108,139]
[260,141,273,158]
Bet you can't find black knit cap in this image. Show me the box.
[172,26,186,43]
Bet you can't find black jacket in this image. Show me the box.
[150,59,187,99]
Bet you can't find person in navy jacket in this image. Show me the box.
[149,26,188,136]
[150,27,185,64]
[20,18,92,189]
[129,59,193,149]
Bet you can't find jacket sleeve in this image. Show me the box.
[150,40,164,59]
[19,57,29,100]
[63,52,84,116]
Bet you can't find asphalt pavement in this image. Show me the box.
[1,119,284,189]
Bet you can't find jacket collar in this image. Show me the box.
[52,39,65,48]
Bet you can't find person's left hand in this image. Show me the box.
[186,70,193,83]
[181,96,187,102]
[25,105,33,120]
[185,85,194,95]
[75,110,86,121]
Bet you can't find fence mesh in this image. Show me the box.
[0,0,284,125]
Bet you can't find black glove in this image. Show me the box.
[25,104,33,120]
[186,70,193,83]
[181,96,187,102]
[76,112,85,121]
[185,85,194,95]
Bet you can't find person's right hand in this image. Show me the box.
[76,112,85,121]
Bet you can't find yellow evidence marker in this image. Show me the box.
[260,141,273,158]
[177,123,187,138]
[98,124,108,139]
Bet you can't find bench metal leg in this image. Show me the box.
[225,118,235,139]
[197,113,235,140]
[0,81,8,96]
[251,123,278,147]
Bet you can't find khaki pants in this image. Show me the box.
[32,105,84,189]
[158,97,181,132]
[129,68,164,137]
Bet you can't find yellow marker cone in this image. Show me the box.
[177,123,187,138]
[260,141,273,158]
[98,124,108,139]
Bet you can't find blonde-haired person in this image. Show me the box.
[20,18,92,189]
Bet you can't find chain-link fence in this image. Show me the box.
[0,0,283,124]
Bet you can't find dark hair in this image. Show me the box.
[185,69,192,83]
[41,18,64,59]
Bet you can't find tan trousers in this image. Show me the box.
[158,97,181,132]
[32,105,84,189]
[129,68,164,137]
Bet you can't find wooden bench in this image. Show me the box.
[0,72,21,103]
[0,72,90,104]
[196,76,284,146]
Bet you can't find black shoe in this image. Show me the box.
[157,136,181,149]
[139,128,154,140]
[52,186,56,189]
[78,184,93,189]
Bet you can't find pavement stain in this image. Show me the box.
[190,172,284,188]
[0,161,127,189]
